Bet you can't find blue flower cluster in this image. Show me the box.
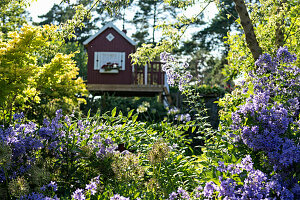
[0,108,116,198]
[168,187,190,200]
[110,194,130,200]
[167,107,180,115]
[40,181,58,192]
[89,136,118,159]
[20,192,59,200]
[175,113,191,123]
[72,176,100,200]
[0,116,43,182]
[72,189,85,200]
[85,180,97,195]
[203,156,276,199]
[231,47,300,197]
[252,47,300,100]
[166,155,296,199]
[160,52,193,91]
[216,155,298,199]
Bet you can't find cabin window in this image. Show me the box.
[94,52,126,73]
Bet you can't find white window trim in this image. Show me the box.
[94,52,126,73]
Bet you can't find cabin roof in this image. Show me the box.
[83,22,137,46]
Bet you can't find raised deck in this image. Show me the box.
[87,84,165,97]
[88,61,169,97]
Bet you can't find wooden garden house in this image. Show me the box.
[83,22,169,97]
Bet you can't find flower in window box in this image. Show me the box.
[102,62,121,71]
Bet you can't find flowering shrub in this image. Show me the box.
[201,155,293,199]
[174,114,191,123]
[160,52,192,92]
[1,44,299,199]
[0,106,198,199]
[170,47,299,200]
[166,155,299,200]
[232,47,300,175]
[204,47,300,199]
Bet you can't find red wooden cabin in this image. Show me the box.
[83,22,168,97]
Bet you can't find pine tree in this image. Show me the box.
[131,0,180,46]
[177,0,239,86]
[35,0,97,81]
[37,0,96,43]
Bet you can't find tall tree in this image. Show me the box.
[37,0,96,43]
[0,25,88,125]
[36,0,97,81]
[94,1,134,27]
[131,0,180,46]
[224,0,300,79]
[176,0,239,86]
[232,0,262,61]
[193,0,238,53]
[0,0,28,38]
[94,0,179,46]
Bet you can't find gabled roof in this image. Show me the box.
[83,22,137,46]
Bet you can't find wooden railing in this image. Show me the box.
[133,61,165,86]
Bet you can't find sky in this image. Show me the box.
[26,0,218,39]
[27,0,76,22]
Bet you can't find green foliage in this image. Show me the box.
[37,0,96,43]
[130,1,204,65]
[176,0,240,87]
[224,0,300,79]
[60,42,88,80]
[0,25,88,125]
[0,108,201,199]
[82,96,167,122]
[131,0,180,45]
[0,0,28,38]
[186,50,229,86]
[131,0,234,88]
[217,88,247,124]
[131,40,174,66]
[186,84,226,96]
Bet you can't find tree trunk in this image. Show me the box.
[233,0,262,61]
[275,0,287,48]
[152,1,157,44]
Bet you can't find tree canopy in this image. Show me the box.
[0,0,91,125]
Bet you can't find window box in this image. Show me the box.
[101,62,121,73]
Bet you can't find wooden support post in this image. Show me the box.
[144,64,148,85]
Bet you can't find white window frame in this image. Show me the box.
[94,52,126,73]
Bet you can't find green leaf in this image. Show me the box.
[87,109,91,119]
[192,126,196,133]
[111,107,117,117]
[118,110,123,117]
[127,109,134,118]
[223,153,230,162]
[132,113,138,122]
